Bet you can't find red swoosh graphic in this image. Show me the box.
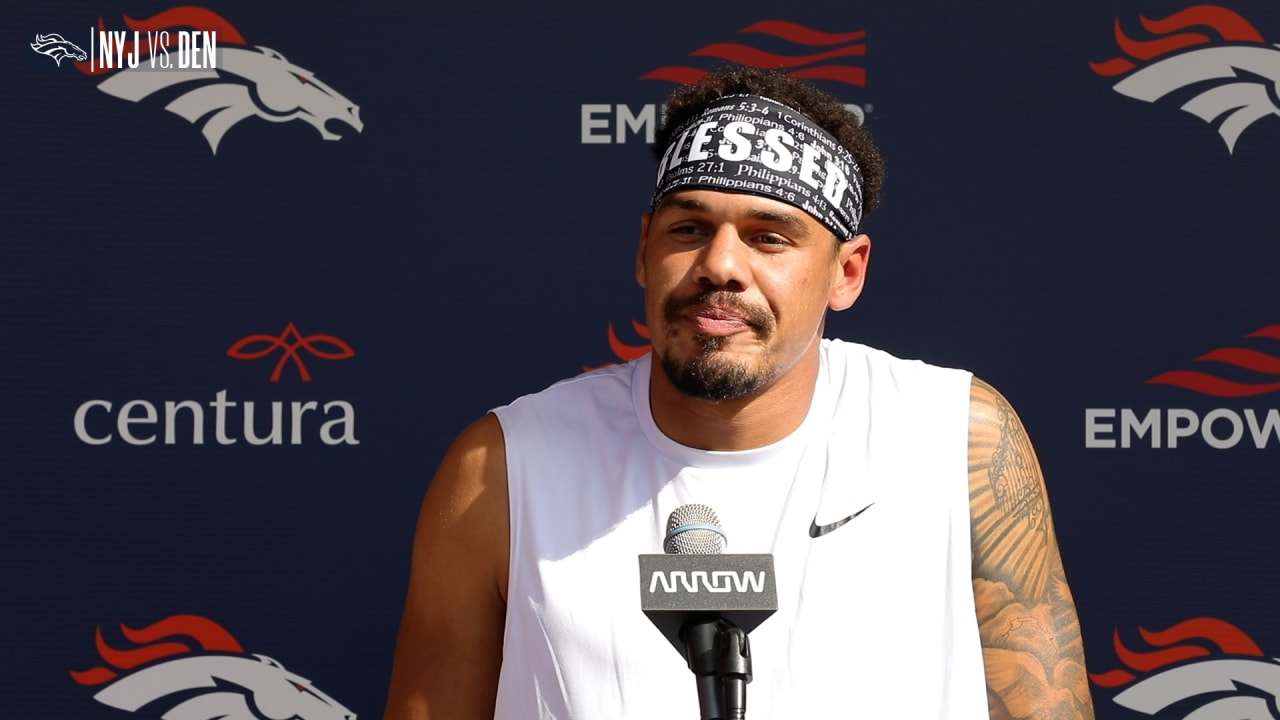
[120,614,243,652]
[1090,668,1136,688]
[642,65,865,87]
[584,320,652,371]
[70,615,245,686]
[737,21,866,46]
[1247,324,1280,340]
[89,625,191,674]
[608,321,652,362]
[1145,371,1280,397]
[691,42,865,69]
[1116,637,1208,672]
[640,67,710,84]
[1089,58,1136,76]
[1141,5,1263,42]
[1143,324,1280,396]
[124,6,246,43]
[1115,22,1210,61]
[1140,617,1264,657]
[1089,6,1266,76]
[1089,617,1265,688]
[69,666,118,685]
[1197,347,1280,374]
[790,66,867,86]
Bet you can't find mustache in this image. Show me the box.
[663,290,774,332]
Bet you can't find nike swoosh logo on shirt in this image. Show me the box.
[808,502,875,538]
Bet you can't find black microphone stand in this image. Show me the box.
[681,618,726,720]
[680,618,754,720]
[718,625,751,720]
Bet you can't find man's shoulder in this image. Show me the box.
[502,357,640,408]
[490,356,645,438]
[821,337,972,380]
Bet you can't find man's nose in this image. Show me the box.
[693,226,749,291]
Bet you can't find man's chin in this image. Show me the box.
[657,349,771,402]
[679,330,761,356]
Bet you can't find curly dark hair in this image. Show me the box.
[653,66,885,227]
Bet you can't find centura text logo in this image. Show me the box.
[30,33,87,66]
[36,6,362,154]
[1091,617,1278,718]
[71,614,355,720]
[648,570,768,594]
[227,322,355,382]
[1086,324,1280,449]
[582,20,869,145]
[1090,5,1279,153]
[73,323,359,446]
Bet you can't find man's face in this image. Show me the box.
[636,189,869,402]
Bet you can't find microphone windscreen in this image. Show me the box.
[664,503,727,555]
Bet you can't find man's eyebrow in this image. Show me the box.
[655,196,707,213]
[654,195,815,237]
[749,208,808,232]
[744,208,816,240]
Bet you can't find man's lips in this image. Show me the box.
[664,291,773,338]
[687,307,751,336]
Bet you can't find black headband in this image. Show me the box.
[651,94,864,239]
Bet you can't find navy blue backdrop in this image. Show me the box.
[7,2,1280,717]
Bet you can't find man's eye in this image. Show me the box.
[755,234,789,246]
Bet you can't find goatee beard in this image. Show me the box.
[660,342,773,401]
[658,290,775,402]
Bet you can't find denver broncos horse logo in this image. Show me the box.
[71,614,356,720]
[1091,5,1280,153]
[74,7,362,154]
[1091,617,1280,718]
[30,33,88,66]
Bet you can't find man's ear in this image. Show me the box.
[829,234,871,311]
[636,213,651,289]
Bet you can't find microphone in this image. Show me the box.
[639,504,777,720]
[664,503,728,554]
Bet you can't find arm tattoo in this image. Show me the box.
[989,394,1048,534]
[970,379,1094,719]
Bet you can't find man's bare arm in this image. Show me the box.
[968,378,1094,720]
[384,414,509,720]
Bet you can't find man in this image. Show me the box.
[385,68,1094,719]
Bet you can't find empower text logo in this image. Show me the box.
[1090,5,1280,153]
[1085,325,1280,449]
[582,19,869,145]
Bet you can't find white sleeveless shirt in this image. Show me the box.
[491,339,986,718]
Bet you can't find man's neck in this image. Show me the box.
[647,348,821,451]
